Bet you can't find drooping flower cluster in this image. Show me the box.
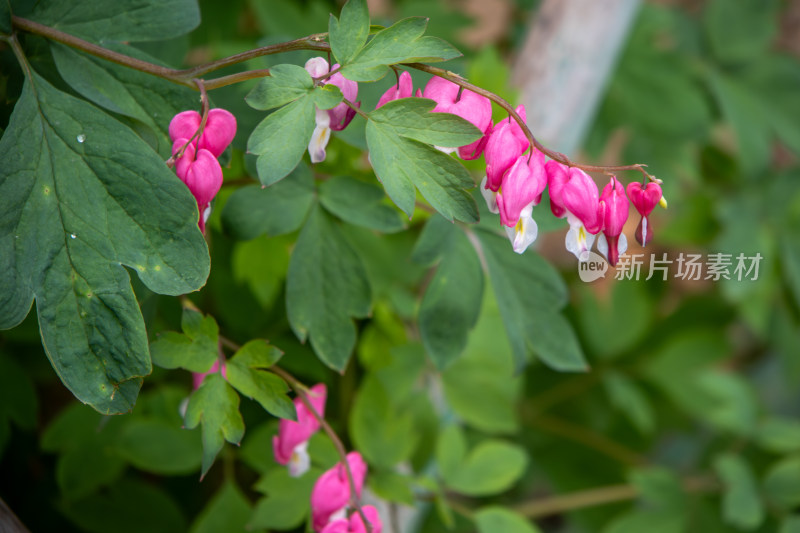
[305,57,359,163]
[169,108,237,232]
[273,383,327,477]
[376,74,664,262]
[310,452,382,533]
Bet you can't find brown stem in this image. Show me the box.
[512,475,719,518]
[404,62,651,180]
[218,336,373,533]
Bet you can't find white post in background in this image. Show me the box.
[512,0,642,156]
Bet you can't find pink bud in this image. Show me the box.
[496,148,546,228]
[311,452,368,532]
[273,384,327,465]
[627,181,661,247]
[423,76,493,158]
[376,71,413,109]
[183,149,224,208]
[305,57,330,78]
[561,168,601,234]
[328,66,359,131]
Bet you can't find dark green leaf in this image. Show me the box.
[51,42,197,155]
[251,467,320,530]
[713,453,764,530]
[61,479,186,533]
[369,98,482,148]
[248,96,316,186]
[245,64,313,111]
[764,456,800,510]
[27,0,200,42]
[411,213,458,265]
[475,507,542,533]
[114,418,202,475]
[57,439,126,500]
[319,176,406,233]
[184,373,244,478]
[0,72,209,413]
[419,228,483,369]
[0,353,37,430]
[226,353,295,420]
[191,482,257,533]
[0,0,10,34]
[704,0,778,64]
[341,17,461,81]
[476,230,584,372]
[221,162,315,240]
[603,372,655,434]
[286,206,371,371]
[329,0,370,65]
[366,119,478,222]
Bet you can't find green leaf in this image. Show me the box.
[704,0,778,65]
[419,227,484,369]
[366,118,478,222]
[27,0,200,42]
[246,64,313,111]
[756,417,800,453]
[476,230,584,372]
[444,439,528,497]
[764,455,800,510]
[329,0,370,65]
[150,309,219,372]
[436,424,467,482]
[349,376,418,468]
[251,467,320,530]
[341,17,461,81]
[191,481,258,533]
[475,507,542,533]
[319,176,406,233]
[312,84,344,110]
[713,453,764,530]
[248,96,316,186]
[184,373,244,478]
[369,98,482,148]
[50,42,196,155]
[0,72,209,414]
[114,418,202,475]
[61,479,186,533]
[286,206,371,371]
[221,162,315,240]
[232,340,283,368]
[603,372,655,434]
[226,350,295,420]
[369,470,415,505]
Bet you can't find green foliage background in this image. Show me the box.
[1,0,800,532]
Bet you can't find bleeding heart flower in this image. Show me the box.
[376,71,414,109]
[483,106,529,191]
[627,181,662,246]
[311,452,368,532]
[495,149,547,254]
[168,109,236,158]
[597,176,630,266]
[305,57,359,163]
[273,384,327,477]
[545,160,569,218]
[422,76,493,159]
[559,168,602,261]
[171,139,224,233]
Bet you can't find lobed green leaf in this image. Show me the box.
[369,97,482,148]
[319,175,406,233]
[246,64,314,111]
[329,0,370,65]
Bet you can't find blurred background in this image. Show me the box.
[2,0,800,531]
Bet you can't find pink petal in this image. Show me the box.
[349,506,383,533]
[496,149,546,227]
[198,108,237,158]
[422,77,493,141]
[169,110,201,143]
[599,177,629,237]
[311,452,368,532]
[561,168,601,234]
[184,149,223,207]
[377,71,414,109]
[545,160,569,218]
[273,384,327,465]
[484,120,527,191]
[626,181,662,218]
[172,138,196,183]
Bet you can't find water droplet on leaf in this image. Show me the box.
[77,134,86,143]
[70,234,76,239]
